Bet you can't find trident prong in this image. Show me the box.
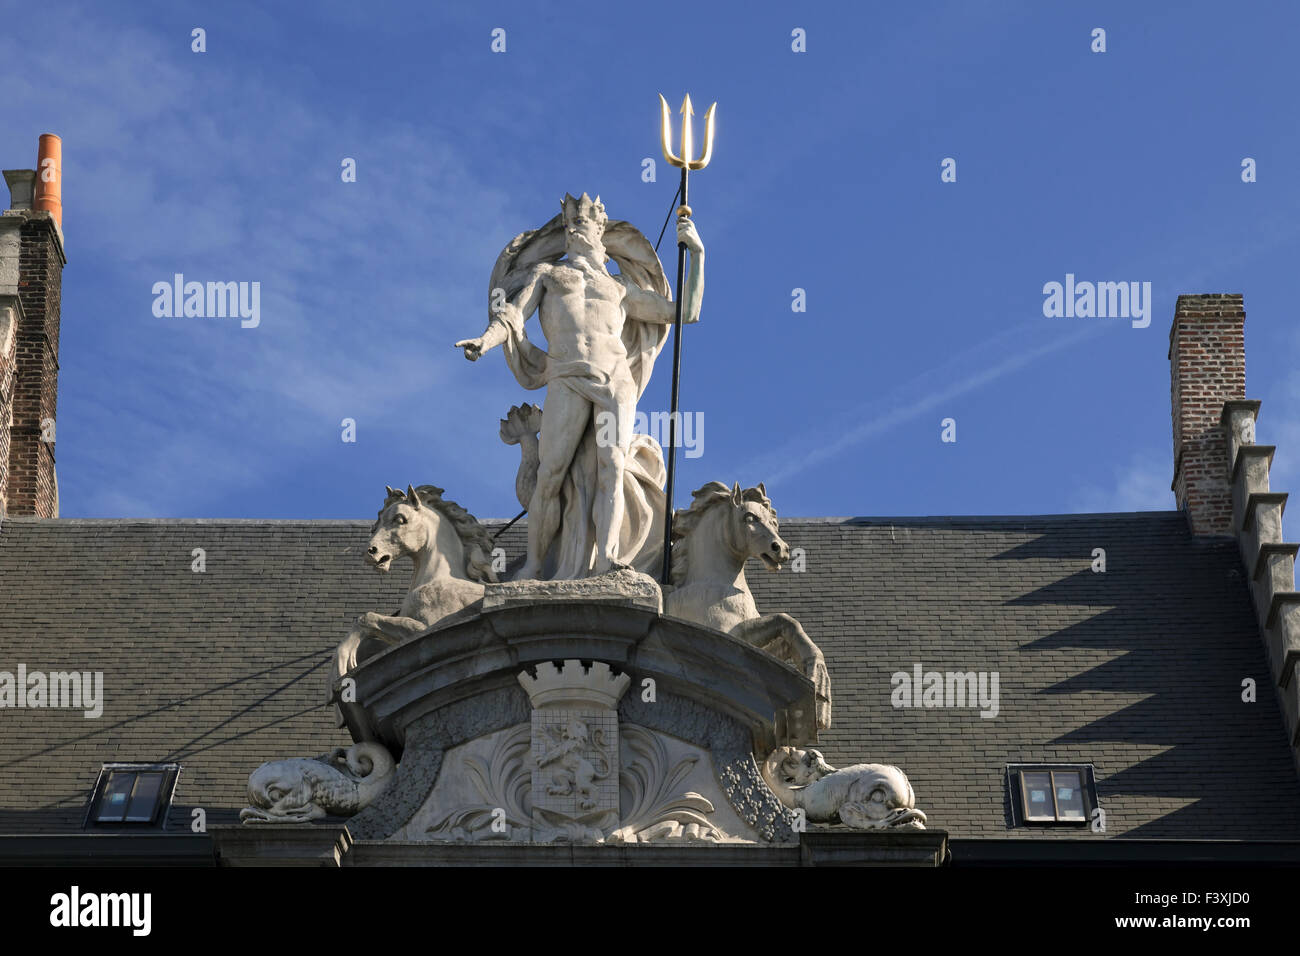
[659,93,716,171]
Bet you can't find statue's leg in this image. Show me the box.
[592,385,636,573]
[522,384,590,579]
[732,614,832,729]
[330,622,368,704]
[365,613,429,646]
[332,613,427,695]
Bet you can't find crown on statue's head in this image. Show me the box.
[561,192,607,226]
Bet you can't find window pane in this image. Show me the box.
[95,772,134,822]
[1021,772,1055,820]
[124,773,164,822]
[1054,771,1086,821]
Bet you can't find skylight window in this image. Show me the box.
[1008,764,1096,827]
[84,763,181,829]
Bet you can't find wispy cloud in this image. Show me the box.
[743,321,1103,488]
[1069,450,1173,514]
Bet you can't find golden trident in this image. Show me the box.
[657,93,716,584]
[659,94,716,185]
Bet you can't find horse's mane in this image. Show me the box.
[669,481,775,586]
[380,485,499,583]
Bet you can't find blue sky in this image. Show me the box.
[4,0,1300,524]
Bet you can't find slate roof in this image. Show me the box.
[2,511,1298,841]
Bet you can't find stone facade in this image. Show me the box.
[212,601,944,863]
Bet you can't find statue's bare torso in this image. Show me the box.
[534,260,632,370]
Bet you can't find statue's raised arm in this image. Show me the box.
[617,215,704,327]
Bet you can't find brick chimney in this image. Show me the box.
[1,134,64,518]
[1169,294,1246,535]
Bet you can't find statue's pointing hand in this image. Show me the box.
[454,337,483,361]
[456,300,520,360]
[676,216,704,255]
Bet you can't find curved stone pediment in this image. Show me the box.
[326,598,820,845]
[338,600,821,759]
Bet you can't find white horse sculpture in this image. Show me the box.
[664,481,831,729]
[329,484,498,700]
